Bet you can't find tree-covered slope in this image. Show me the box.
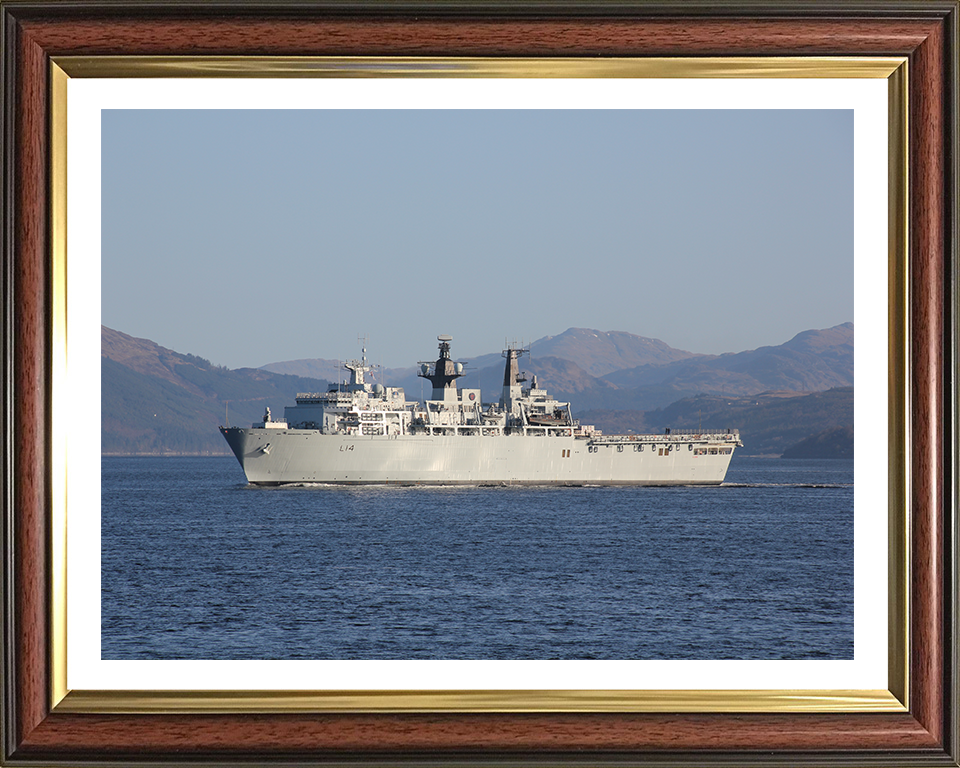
[579,388,853,457]
[102,327,331,454]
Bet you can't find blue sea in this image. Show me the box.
[101,456,853,660]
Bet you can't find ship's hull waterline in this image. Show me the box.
[221,427,737,486]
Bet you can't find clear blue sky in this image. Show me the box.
[102,109,852,369]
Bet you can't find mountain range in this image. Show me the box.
[103,323,853,456]
[264,324,852,412]
[259,327,700,383]
[601,323,853,395]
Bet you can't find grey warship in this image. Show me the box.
[220,335,741,485]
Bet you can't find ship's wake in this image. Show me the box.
[721,482,852,489]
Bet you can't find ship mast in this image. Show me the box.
[343,335,372,391]
[499,341,529,414]
[418,334,464,402]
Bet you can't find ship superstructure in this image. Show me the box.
[220,335,741,485]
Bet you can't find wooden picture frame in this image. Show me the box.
[2,2,957,765]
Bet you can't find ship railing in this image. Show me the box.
[296,391,353,403]
[587,430,740,444]
[661,428,740,436]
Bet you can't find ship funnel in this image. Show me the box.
[499,342,529,412]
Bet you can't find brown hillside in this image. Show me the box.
[531,328,698,376]
[101,325,208,395]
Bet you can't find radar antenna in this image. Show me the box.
[343,335,373,389]
[358,333,369,366]
[418,334,465,394]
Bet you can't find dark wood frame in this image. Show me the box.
[2,2,957,765]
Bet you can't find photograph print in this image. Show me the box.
[101,106,854,662]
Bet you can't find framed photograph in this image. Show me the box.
[2,2,957,766]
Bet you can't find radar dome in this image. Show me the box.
[420,364,430,375]
[373,384,385,394]
[455,362,464,374]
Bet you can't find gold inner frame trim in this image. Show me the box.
[50,61,69,709]
[55,55,904,79]
[56,688,904,715]
[50,55,909,715]
[886,62,910,710]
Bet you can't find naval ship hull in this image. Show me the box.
[220,427,736,486]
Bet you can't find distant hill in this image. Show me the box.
[102,327,331,454]
[602,323,853,402]
[579,388,853,457]
[261,357,416,388]
[260,327,697,382]
[259,357,344,381]
[527,324,853,413]
[527,328,697,376]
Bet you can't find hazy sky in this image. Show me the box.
[102,109,852,369]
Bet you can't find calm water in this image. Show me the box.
[101,456,853,660]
